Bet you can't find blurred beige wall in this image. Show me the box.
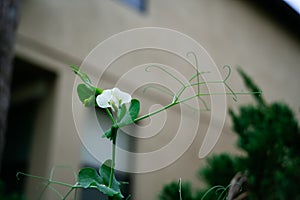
[16,0,300,199]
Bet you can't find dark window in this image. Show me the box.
[0,57,56,197]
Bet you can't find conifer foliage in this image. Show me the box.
[159,69,300,200]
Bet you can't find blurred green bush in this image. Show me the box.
[159,69,300,200]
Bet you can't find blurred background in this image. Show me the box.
[0,0,299,199]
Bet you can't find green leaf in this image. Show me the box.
[103,100,140,140]
[77,84,93,102]
[117,104,127,123]
[78,167,122,198]
[78,168,103,188]
[117,99,140,127]
[70,65,92,86]
[102,127,112,139]
[102,126,118,140]
[83,95,96,107]
[100,160,123,198]
[99,160,112,185]
[71,65,103,98]
[128,99,140,120]
[77,84,96,107]
[95,184,120,197]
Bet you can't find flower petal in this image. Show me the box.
[112,88,132,104]
[96,90,112,108]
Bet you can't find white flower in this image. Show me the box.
[96,88,131,112]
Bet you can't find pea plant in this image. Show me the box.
[16,53,259,199]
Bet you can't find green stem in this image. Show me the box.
[109,128,117,188]
[37,181,50,200]
[73,188,78,200]
[62,187,74,200]
[99,108,119,193]
[17,172,76,188]
[178,178,182,200]
[175,80,224,101]
[200,185,225,200]
[134,91,261,124]
[47,184,64,199]
[217,184,231,200]
[134,102,178,123]
[105,107,118,189]
[178,91,262,105]
[106,107,117,189]
[105,108,116,124]
[175,85,187,100]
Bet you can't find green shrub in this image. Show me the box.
[159,68,300,200]
[159,181,193,200]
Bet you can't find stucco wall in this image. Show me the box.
[16,0,300,199]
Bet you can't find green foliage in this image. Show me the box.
[72,66,140,199]
[77,83,96,107]
[102,99,140,140]
[159,181,194,200]
[78,168,104,188]
[228,68,300,199]
[100,160,122,197]
[78,160,123,199]
[236,68,264,105]
[70,65,91,85]
[198,154,242,188]
[117,99,140,127]
[103,126,119,141]
[195,189,222,200]
[195,185,232,200]
[229,102,300,199]
[160,68,300,200]
[71,65,102,107]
